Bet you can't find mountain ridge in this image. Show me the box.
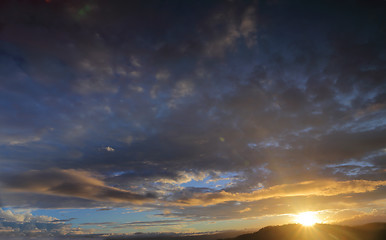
[105,222,386,240]
[220,222,386,240]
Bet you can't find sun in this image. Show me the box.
[294,211,320,226]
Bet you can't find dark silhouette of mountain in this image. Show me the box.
[104,223,386,240]
[221,223,386,240]
[104,230,250,240]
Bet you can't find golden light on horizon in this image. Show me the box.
[294,211,321,226]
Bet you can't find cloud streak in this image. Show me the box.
[1,169,156,204]
[173,180,386,206]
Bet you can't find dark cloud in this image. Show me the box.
[0,169,156,204]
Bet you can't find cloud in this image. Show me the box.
[130,56,142,68]
[335,208,386,225]
[239,207,251,213]
[240,6,257,47]
[155,171,207,185]
[172,180,386,206]
[156,70,170,81]
[0,133,41,146]
[199,3,258,57]
[0,209,53,223]
[156,186,386,223]
[0,208,85,237]
[205,22,240,57]
[168,80,195,108]
[80,219,186,228]
[104,146,115,152]
[0,169,156,204]
[172,80,195,98]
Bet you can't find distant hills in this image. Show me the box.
[105,223,386,240]
[105,229,250,240]
[221,223,386,240]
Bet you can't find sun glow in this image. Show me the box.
[294,211,320,226]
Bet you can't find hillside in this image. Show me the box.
[223,223,386,240]
[105,223,386,240]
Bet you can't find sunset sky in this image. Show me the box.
[0,0,385,238]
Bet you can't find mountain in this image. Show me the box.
[222,223,386,240]
[104,230,250,240]
[104,223,386,240]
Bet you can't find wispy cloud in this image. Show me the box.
[172,180,386,206]
[0,169,156,204]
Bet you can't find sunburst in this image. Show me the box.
[294,211,320,226]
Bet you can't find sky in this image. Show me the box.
[0,0,385,238]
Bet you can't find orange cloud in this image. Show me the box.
[239,207,251,213]
[173,180,386,206]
